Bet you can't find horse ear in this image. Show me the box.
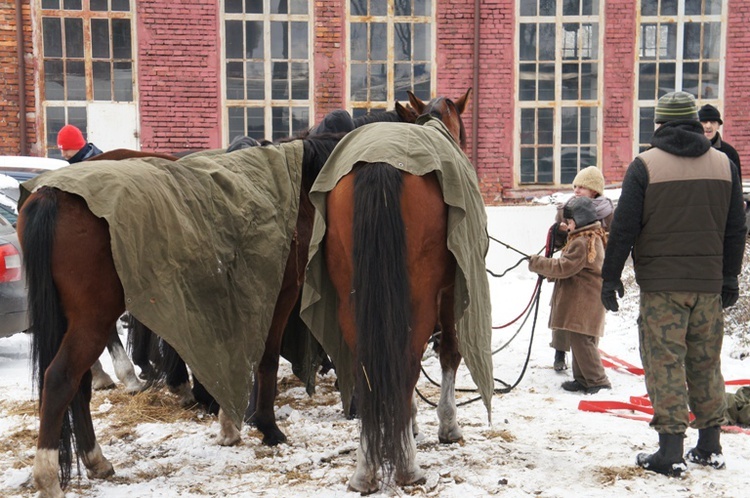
[395,101,418,123]
[454,88,472,115]
[407,91,426,115]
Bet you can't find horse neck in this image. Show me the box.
[353,110,401,128]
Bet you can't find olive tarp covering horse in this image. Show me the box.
[302,88,493,492]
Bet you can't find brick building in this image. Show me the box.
[1,0,748,204]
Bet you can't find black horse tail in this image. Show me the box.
[352,162,412,477]
[21,187,76,486]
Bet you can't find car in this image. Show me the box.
[0,211,26,338]
[0,155,68,183]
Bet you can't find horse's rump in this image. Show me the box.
[19,143,307,424]
[300,116,495,415]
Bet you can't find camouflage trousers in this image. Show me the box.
[638,291,728,434]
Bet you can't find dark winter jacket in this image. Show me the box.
[602,120,746,293]
[710,132,742,180]
[67,142,103,164]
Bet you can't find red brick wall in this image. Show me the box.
[136,1,222,153]
[601,0,637,185]
[438,1,515,205]
[724,0,750,174]
[0,2,35,156]
[314,1,346,122]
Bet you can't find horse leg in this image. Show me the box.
[106,325,146,393]
[127,316,158,381]
[90,359,115,390]
[163,341,195,406]
[435,286,463,444]
[348,435,379,494]
[217,408,241,446]
[77,370,115,480]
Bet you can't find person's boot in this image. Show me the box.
[685,426,725,469]
[636,433,688,477]
[553,350,567,371]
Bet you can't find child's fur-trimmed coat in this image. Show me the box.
[528,222,607,337]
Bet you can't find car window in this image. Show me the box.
[0,203,17,226]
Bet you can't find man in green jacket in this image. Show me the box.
[601,91,746,476]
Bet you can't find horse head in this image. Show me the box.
[406,88,471,149]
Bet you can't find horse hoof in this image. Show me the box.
[92,378,116,390]
[261,429,287,446]
[217,433,241,446]
[396,467,426,487]
[438,431,463,444]
[123,379,148,394]
[86,460,115,480]
[347,476,379,495]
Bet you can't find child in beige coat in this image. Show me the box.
[529,196,611,394]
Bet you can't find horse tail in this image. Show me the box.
[352,162,412,476]
[20,187,75,485]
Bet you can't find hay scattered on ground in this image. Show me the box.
[595,465,643,485]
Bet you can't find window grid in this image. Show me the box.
[39,0,135,158]
[223,0,313,143]
[347,0,435,115]
[635,0,725,152]
[517,0,603,187]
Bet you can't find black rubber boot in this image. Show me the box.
[636,433,687,477]
[686,426,725,469]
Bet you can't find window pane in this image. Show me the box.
[520,148,535,183]
[414,23,429,60]
[540,0,556,16]
[246,107,264,139]
[226,21,243,59]
[112,0,130,11]
[538,63,555,100]
[561,107,578,144]
[226,0,243,13]
[68,107,87,133]
[46,107,66,148]
[291,106,309,135]
[413,62,430,97]
[370,23,387,60]
[519,24,537,61]
[290,22,308,59]
[683,23,701,60]
[660,0,677,16]
[272,62,289,99]
[44,60,65,100]
[66,60,86,100]
[705,0,722,15]
[351,63,367,100]
[226,61,244,99]
[290,0,307,15]
[395,0,411,16]
[521,109,535,145]
[371,63,387,101]
[43,18,63,58]
[538,147,553,182]
[682,62,699,97]
[272,107,289,141]
[562,63,579,100]
[271,22,287,59]
[581,107,597,144]
[93,61,112,100]
[703,22,721,60]
[350,0,367,16]
[271,0,288,14]
[395,23,411,61]
[563,0,580,16]
[64,0,82,10]
[246,61,264,99]
[394,63,411,98]
[414,0,430,16]
[371,0,386,16]
[91,19,110,58]
[246,21,263,59]
[581,62,597,100]
[539,23,556,60]
[42,0,60,8]
[112,19,132,59]
[65,18,84,58]
[519,63,537,101]
[351,23,367,60]
[561,148,578,183]
[701,61,719,99]
[113,61,132,101]
[582,0,597,15]
[641,0,658,16]
[685,0,701,15]
[639,107,655,144]
[538,108,553,145]
[246,0,263,15]
[291,62,308,100]
[639,62,656,100]
[228,107,244,140]
[657,62,676,97]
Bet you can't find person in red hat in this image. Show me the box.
[57,124,103,163]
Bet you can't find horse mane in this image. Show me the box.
[353,109,403,127]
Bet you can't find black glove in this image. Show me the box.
[601,280,625,312]
[721,275,739,308]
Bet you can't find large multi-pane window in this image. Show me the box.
[517,0,602,187]
[224,0,312,142]
[636,0,724,151]
[40,0,135,158]
[348,0,434,117]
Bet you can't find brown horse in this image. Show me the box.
[17,105,420,497]
[312,88,490,493]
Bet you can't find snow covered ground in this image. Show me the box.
[1,201,749,497]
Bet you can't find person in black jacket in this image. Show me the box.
[601,91,746,477]
[699,104,742,180]
[57,124,103,164]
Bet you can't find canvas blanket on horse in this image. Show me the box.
[20,143,305,426]
[300,116,494,418]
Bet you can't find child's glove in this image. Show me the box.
[721,276,739,308]
[601,279,624,312]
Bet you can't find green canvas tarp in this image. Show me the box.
[20,142,305,426]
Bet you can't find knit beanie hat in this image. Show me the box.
[654,91,698,124]
[57,124,86,150]
[698,104,723,125]
[572,166,604,196]
[563,196,597,228]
